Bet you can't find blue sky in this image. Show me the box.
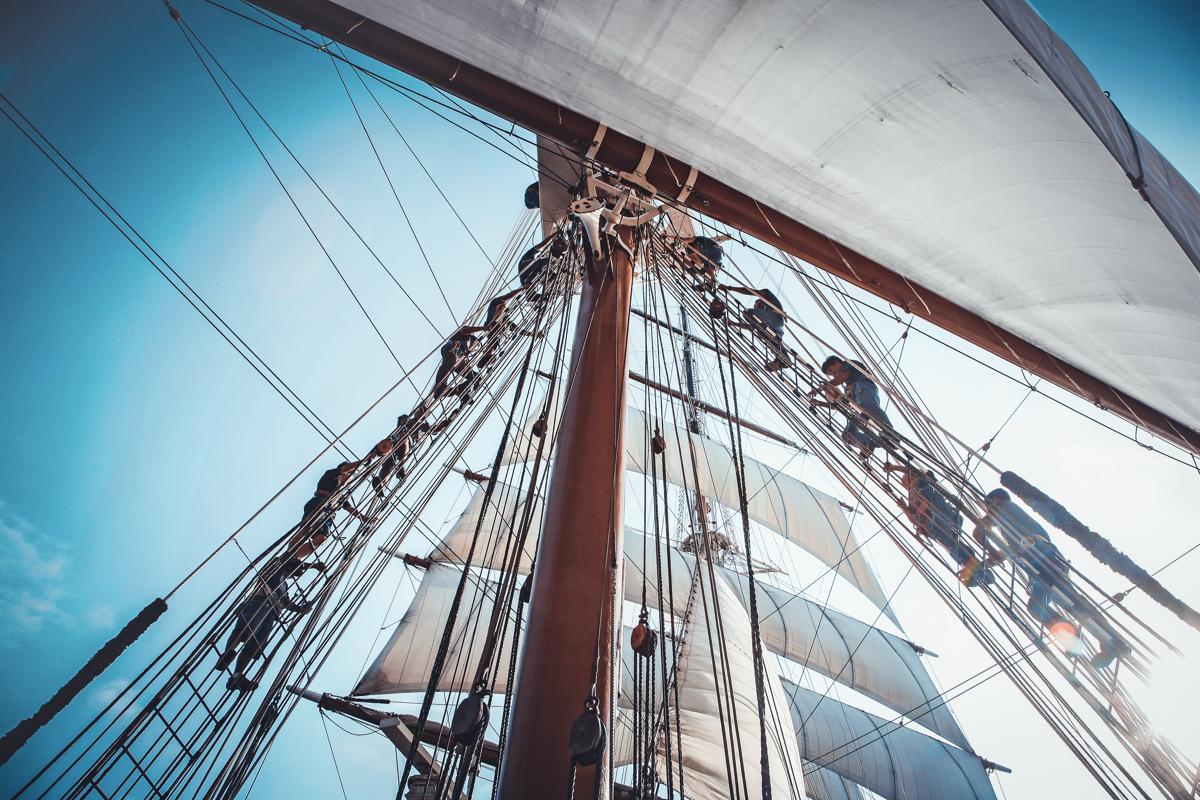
[0,0,1197,797]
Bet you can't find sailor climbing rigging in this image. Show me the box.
[287,460,366,550]
[214,554,323,692]
[814,355,895,461]
[516,236,567,296]
[885,463,991,585]
[682,235,723,291]
[722,284,792,371]
[975,489,1130,669]
[372,414,428,495]
[416,327,480,419]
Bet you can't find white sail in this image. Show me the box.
[663,573,806,799]
[450,404,896,621]
[353,564,520,696]
[803,764,867,800]
[620,532,967,748]
[623,410,896,625]
[328,0,1200,438]
[359,561,979,798]
[400,531,963,745]
[782,679,997,800]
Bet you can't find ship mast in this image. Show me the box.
[496,202,639,799]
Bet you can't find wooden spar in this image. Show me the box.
[630,372,805,451]
[496,226,635,799]
[246,0,1200,455]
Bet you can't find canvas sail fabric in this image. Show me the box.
[782,679,997,800]
[448,404,895,621]
[353,564,520,696]
[373,535,963,747]
[622,532,968,748]
[803,764,868,800]
[661,573,806,799]
[330,0,1200,438]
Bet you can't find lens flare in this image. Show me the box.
[1049,620,1083,656]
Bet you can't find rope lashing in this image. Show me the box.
[1001,471,1200,633]
[0,597,168,766]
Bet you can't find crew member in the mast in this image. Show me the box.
[516,235,568,296]
[813,355,895,461]
[418,325,483,417]
[287,460,367,550]
[682,236,723,291]
[723,285,792,371]
[372,414,427,495]
[884,463,990,584]
[214,553,324,692]
[975,488,1130,668]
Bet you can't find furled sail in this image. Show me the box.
[453,404,895,620]
[782,679,997,800]
[258,0,1200,449]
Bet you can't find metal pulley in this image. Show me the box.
[450,690,490,746]
[567,698,606,766]
[630,622,657,658]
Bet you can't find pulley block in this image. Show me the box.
[630,622,657,658]
[567,705,606,766]
[450,692,490,746]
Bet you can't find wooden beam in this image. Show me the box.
[246,0,1200,454]
[629,371,805,452]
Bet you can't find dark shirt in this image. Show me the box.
[259,556,305,594]
[913,475,961,534]
[485,296,510,328]
[993,501,1052,554]
[842,360,888,421]
[315,466,344,495]
[518,247,549,288]
[441,330,477,360]
[690,236,723,269]
[755,289,785,333]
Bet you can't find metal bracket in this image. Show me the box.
[570,199,606,264]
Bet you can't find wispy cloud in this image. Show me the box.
[0,500,114,647]
[88,678,131,711]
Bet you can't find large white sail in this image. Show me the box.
[312,0,1200,440]
[449,404,896,621]
[621,532,967,747]
[782,679,997,800]
[390,534,964,745]
[353,564,520,696]
[661,572,806,799]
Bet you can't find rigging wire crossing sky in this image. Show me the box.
[0,0,1198,797]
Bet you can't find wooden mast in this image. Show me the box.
[496,219,636,799]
